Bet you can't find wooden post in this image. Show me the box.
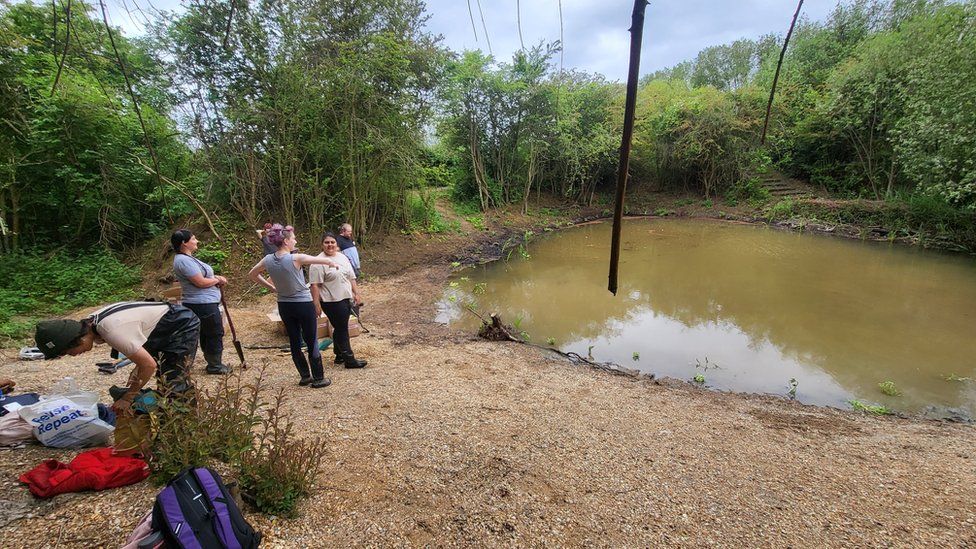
[761,0,804,145]
[608,0,649,295]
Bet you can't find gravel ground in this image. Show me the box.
[1,264,975,548]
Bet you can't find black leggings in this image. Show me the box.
[321,299,354,362]
[277,301,323,380]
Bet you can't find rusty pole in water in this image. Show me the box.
[608,0,650,295]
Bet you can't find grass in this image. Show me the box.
[849,400,894,415]
[878,381,902,397]
[0,249,141,342]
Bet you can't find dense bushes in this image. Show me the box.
[0,250,140,340]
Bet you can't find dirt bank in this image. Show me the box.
[1,202,975,547]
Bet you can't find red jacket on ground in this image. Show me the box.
[20,447,149,498]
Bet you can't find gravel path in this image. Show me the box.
[1,265,974,547]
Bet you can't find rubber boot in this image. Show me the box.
[204,351,231,375]
[342,350,367,369]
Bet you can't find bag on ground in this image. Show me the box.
[152,467,261,549]
[17,378,114,448]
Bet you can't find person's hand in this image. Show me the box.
[112,398,135,418]
[314,304,323,317]
[215,275,228,286]
[0,378,15,392]
[353,294,363,306]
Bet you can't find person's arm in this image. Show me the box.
[310,283,323,317]
[0,378,15,393]
[294,253,338,269]
[248,260,276,293]
[350,278,363,306]
[112,348,156,416]
[187,273,228,288]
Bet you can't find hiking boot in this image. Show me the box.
[333,355,344,364]
[310,378,332,388]
[298,376,313,386]
[206,364,232,375]
[344,359,367,369]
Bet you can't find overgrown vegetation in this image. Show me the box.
[3,0,974,255]
[0,250,140,340]
[149,368,323,516]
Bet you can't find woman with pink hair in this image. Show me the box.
[248,224,339,388]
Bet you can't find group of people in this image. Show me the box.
[33,223,366,417]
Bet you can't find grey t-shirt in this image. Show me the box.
[173,254,221,304]
[264,253,312,302]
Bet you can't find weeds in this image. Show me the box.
[788,378,798,400]
[849,400,894,415]
[632,352,640,361]
[148,365,323,517]
[195,245,230,273]
[239,390,324,517]
[942,373,972,382]
[0,249,140,341]
[472,282,487,295]
[878,381,902,397]
[546,337,556,346]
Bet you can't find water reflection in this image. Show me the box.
[438,219,976,416]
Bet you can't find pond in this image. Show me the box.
[437,218,976,418]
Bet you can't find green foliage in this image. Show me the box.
[0,2,193,250]
[0,250,140,340]
[546,337,556,346]
[849,400,894,415]
[726,177,772,206]
[149,368,323,517]
[195,246,229,274]
[878,381,901,397]
[440,47,618,208]
[941,373,971,383]
[239,390,324,517]
[632,352,640,361]
[693,374,706,384]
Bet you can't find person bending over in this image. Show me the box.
[35,301,201,416]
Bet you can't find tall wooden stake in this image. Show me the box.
[761,0,804,145]
[608,0,649,295]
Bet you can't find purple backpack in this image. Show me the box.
[151,467,261,548]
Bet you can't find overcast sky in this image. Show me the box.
[106,0,841,81]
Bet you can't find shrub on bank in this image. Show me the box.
[0,250,140,341]
[763,194,976,251]
[148,367,324,517]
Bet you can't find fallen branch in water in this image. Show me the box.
[464,306,649,379]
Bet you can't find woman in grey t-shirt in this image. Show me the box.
[171,229,231,375]
[248,224,339,388]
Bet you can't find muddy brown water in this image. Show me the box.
[438,218,976,418]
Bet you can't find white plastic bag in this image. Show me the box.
[17,378,114,448]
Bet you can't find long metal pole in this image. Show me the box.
[761,0,804,145]
[608,0,649,295]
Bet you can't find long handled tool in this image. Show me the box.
[220,287,247,369]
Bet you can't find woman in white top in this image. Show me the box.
[310,232,366,368]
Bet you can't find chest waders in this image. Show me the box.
[93,302,201,401]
